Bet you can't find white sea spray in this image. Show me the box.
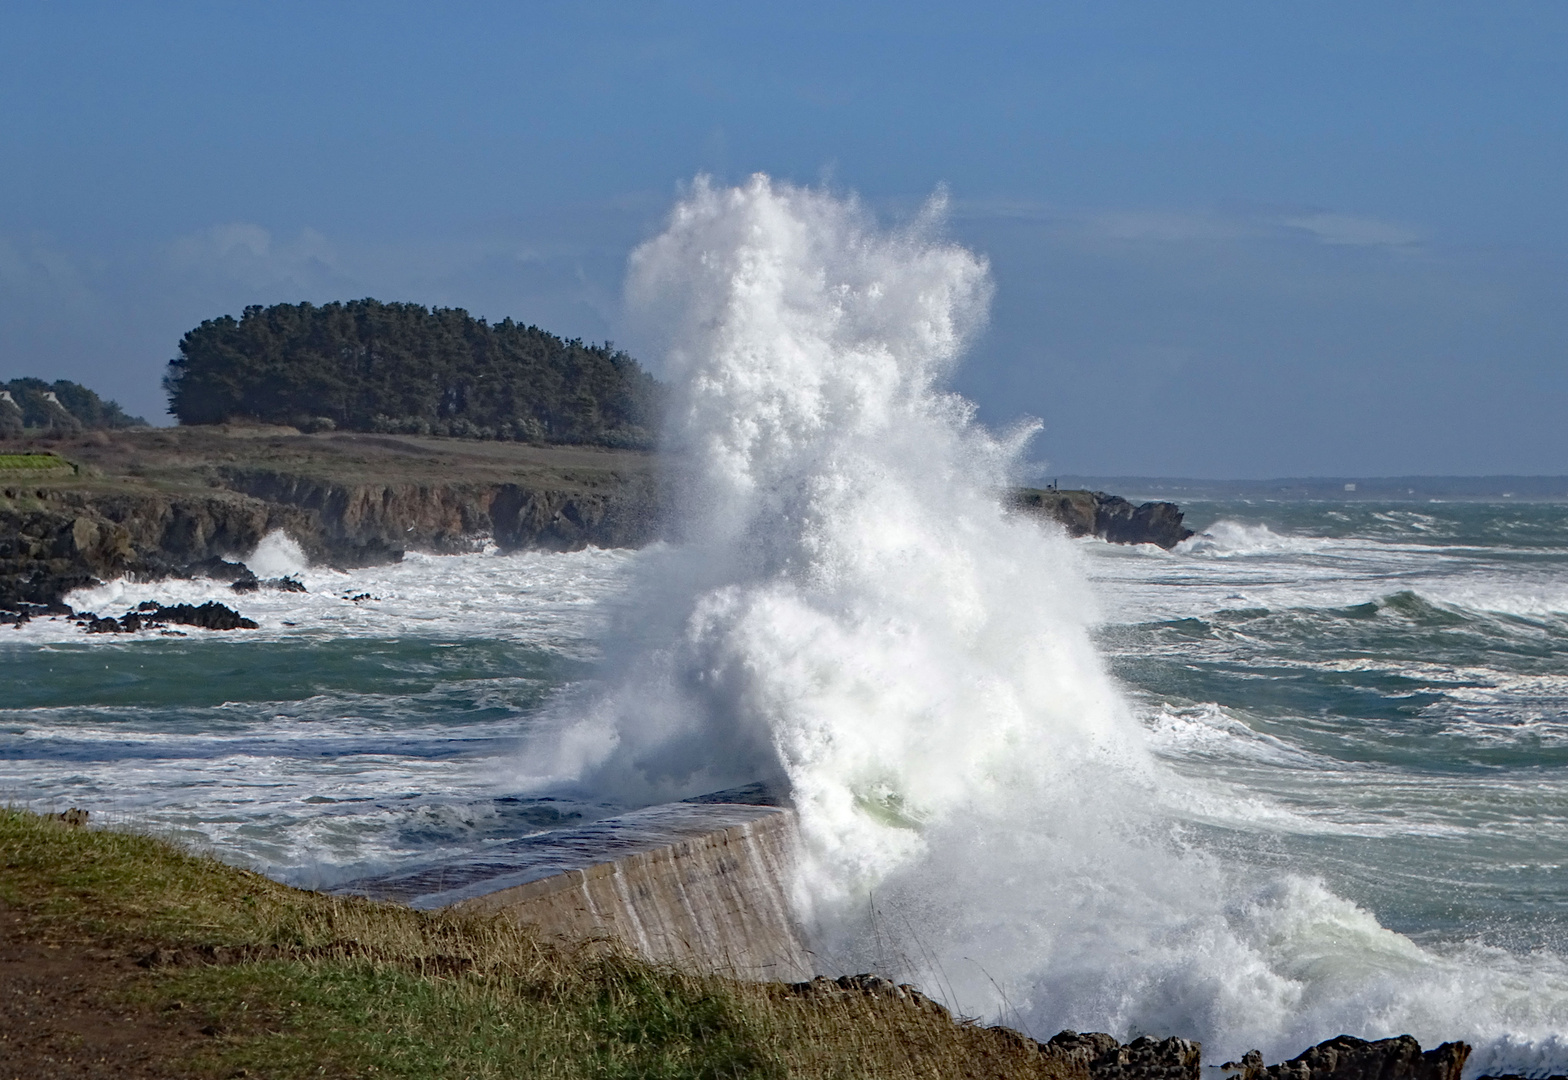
[560,174,1568,1069]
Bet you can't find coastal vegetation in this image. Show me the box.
[0,808,1074,1079]
[0,377,148,437]
[165,299,661,448]
[0,451,73,472]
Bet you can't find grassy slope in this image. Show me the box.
[0,453,72,471]
[0,810,1079,1080]
[4,426,654,501]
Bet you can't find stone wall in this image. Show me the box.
[337,801,812,982]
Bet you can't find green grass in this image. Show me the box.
[0,809,1081,1080]
[0,452,70,470]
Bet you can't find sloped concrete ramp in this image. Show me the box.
[335,799,812,981]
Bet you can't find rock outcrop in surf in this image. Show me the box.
[75,600,258,633]
[1010,487,1194,549]
[1224,1036,1469,1080]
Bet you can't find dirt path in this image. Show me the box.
[0,906,210,1080]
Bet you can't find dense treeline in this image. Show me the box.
[0,377,148,438]
[165,300,661,447]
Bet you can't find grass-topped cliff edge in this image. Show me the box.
[0,808,1080,1079]
[0,426,1191,614]
[0,425,660,609]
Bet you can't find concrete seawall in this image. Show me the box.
[336,800,813,981]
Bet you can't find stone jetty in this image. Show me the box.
[335,797,811,982]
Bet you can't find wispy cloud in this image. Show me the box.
[0,235,103,313]
[166,223,343,292]
[1087,209,1258,243]
[1278,211,1422,247]
[954,199,1424,250]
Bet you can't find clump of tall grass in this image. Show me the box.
[1,808,1080,1079]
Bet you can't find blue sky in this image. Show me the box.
[3,1,1565,476]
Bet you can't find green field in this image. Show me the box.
[0,452,71,471]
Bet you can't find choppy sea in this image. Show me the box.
[7,499,1568,1063]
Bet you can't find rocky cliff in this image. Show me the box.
[1,426,659,609]
[2,428,1192,611]
[1,486,313,607]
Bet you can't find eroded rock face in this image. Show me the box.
[1224,1035,1470,1080]
[0,490,310,609]
[2,428,671,610]
[1,471,659,610]
[218,469,659,562]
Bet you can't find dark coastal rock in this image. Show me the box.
[0,600,70,626]
[1010,488,1194,550]
[788,973,953,1019]
[1224,1035,1469,1080]
[1094,495,1194,549]
[154,601,259,630]
[75,600,258,633]
[229,572,306,594]
[1049,1030,1201,1080]
[185,554,255,583]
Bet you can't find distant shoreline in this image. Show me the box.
[1,426,1193,612]
[1049,474,1568,502]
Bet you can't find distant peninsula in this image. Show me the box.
[1,301,1190,613]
